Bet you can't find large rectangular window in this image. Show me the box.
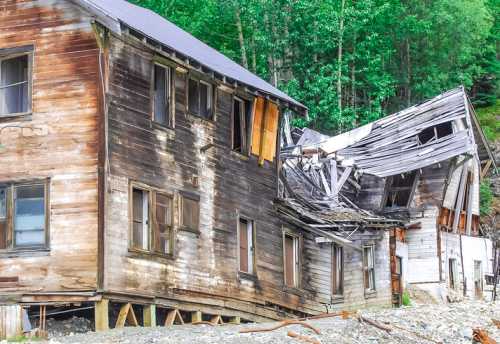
[232,96,252,154]
[238,217,255,275]
[130,184,175,256]
[283,232,300,288]
[153,64,172,126]
[0,181,48,250]
[332,244,344,296]
[384,171,417,208]
[0,52,31,116]
[363,245,376,292]
[188,77,213,119]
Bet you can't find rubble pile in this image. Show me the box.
[42,301,499,344]
[46,316,93,338]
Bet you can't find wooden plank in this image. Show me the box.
[228,316,240,324]
[143,305,156,327]
[115,303,131,328]
[94,299,109,332]
[191,311,202,323]
[251,97,265,156]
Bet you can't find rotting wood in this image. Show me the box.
[210,315,224,325]
[357,315,391,333]
[115,303,138,328]
[473,328,497,344]
[240,320,321,335]
[191,311,202,323]
[287,330,321,344]
[143,304,156,327]
[95,299,109,331]
[492,319,500,329]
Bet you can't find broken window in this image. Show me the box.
[180,194,200,233]
[0,52,31,116]
[132,188,150,251]
[449,258,458,289]
[153,64,172,126]
[284,232,300,288]
[238,217,255,275]
[153,193,173,255]
[0,182,48,250]
[384,171,418,208]
[363,245,376,292]
[332,244,344,296]
[232,96,252,154]
[188,77,213,119]
[418,122,453,145]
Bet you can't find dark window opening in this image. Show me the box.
[418,122,453,145]
[188,78,213,119]
[385,171,417,208]
[181,194,200,233]
[153,64,172,126]
[132,188,149,251]
[1,54,30,116]
[232,97,252,154]
[239,217,255,274]
[284,233,299,288]
[332,244,344,296]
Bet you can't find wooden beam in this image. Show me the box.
[336,166,352,194]
[228,316,241,324]
[165,309,184,326]
[330,159,338,198]
[143,305,156,327]
[191,311,202,323]
[94,299,109,332]
[115,303,138,328]
[481,159,493,179]
[210,315,224,325]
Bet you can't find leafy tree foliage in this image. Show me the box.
[131,0,498,135]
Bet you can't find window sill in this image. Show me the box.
[151,121,175,132]
[238,271,258,282]
[283,285,305,296]
[230,150,250,161]
[0,112,32,123]
[127,248,174,263]
[331,295,344,304]
[364,290,377,299]
[186,112,215,124]
[0,248,50,258]
[179,226,201,236]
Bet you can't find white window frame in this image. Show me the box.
[237,215,256,276]
[363,245,376,293]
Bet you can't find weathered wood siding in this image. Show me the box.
[0,0,100,292]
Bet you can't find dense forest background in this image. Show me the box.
[131,0,499,140]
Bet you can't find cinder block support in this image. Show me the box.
[191,311,202,323]
[94,299,109,331]
[143,304,156,327]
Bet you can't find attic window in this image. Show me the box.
[0,51,32,116]
[188,78,214,119]
[384,171,418,208]
[232,96,252,154]
[418,122,453,145]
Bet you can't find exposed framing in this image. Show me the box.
[0,45,34,119]
[381,170,419,209]
[236,212,257,278]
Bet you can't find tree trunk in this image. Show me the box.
[337,0,346,124]
[235,5,248,69]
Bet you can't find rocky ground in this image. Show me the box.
[16,300,496,344]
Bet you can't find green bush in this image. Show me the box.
[480,179,493,216]
[402,290,411,306]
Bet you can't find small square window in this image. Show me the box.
[188,78,213,119]
[181,195,200,232]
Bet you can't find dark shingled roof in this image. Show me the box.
[74,0,306,111]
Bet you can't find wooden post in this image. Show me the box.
[165,309,184,326]
[115,303,138,328]
[210,315,223,325]
[94,299,109,331]
[143,305,156,327]
[228,316,240,324]
[191,311,202,323]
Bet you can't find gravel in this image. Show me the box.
[6,301,500,344]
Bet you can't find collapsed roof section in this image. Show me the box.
[298,87,496,177]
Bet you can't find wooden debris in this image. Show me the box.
[299,310,353,321]
[240,319,321,335]
[357,315,392,333]
[287,330,321,344]
[473,328,497,344]
[492,319,500,329]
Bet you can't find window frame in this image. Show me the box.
[186,73,216,120]
[449,258,458,290]
[231,94,254,156]
[179,191,200,234]
[332,244,344,297]
[0,179,50,252]
[382,171,419,209]
[237,213,256,277]
[283,229,301,289]
[151,61,174,128]
[363,245,376,293]
[0,46,34,119]
[128,181,176,257]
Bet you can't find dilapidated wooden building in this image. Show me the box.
[287,87,497,305]
[0,0,401,335]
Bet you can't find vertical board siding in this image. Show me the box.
[0,305,22,340]
[0,0,100,291]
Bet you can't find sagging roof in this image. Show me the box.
[301,87,496,177]
[72,0,306,113]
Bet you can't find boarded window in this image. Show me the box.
[13,184,46,248]
[0,54,30,116]
[250,98,279,162]
[449,258,457,289]
[154,193,173,255]
[181,195,200,232]
[363,246,376,292]
[188,78,213,119]
[153,64,172,126]
[239,217,255,274]
[384,171,417,208]
[132,188,149,251]
[232,96,252,154]
[418,122,453,144]
[332,244,343,296]
[284,233,299,288]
